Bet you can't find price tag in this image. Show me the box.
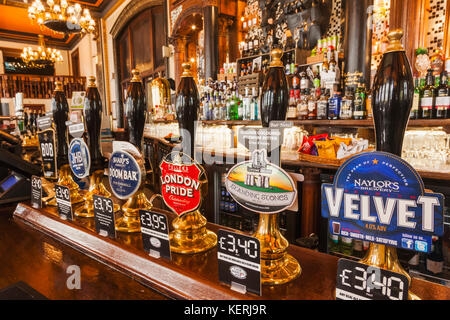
[139,209,171,260]
[37,115,52,131]
[68,122,85,139]
[30,175,42,209]
[38,129,57,179]
[55,184,73,221]
[217,229,261,296]
[336,259,409,300]
[93,195,116,239]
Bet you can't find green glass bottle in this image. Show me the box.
[420,70,435,119]
[410,78,420,120]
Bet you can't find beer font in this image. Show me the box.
[255,48,301,285]
[52,81,85,205]
[362,29,419,300]
[115,70,153,233]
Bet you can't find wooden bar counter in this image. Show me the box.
[2,202,449,300]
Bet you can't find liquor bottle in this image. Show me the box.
[372,30,414,156]
[328,49,337,73]
[253,37,260,56]
[307,89,317,120]
[353,84,367,120]
[366,87,373,119]
[340,88,354,120]
[175,63,199,158]
[242,87,251,121]
[23,109,29,135]
[287,89,296,119]
[410,78,420,120]
[328,91,341,120]
[260,48,289,128]
[435,71,449,119]
[297,89,309,120]
[420,69,435,119]
[292,67,300,90]
[251,87,259,121]
[425,236,444,275]
[236,92,243,120]
[340,237,354,256]
[317,89,329,120]
[300,72,310,90]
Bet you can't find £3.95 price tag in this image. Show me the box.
[139,209,171,260]
[217,229,261,296]
[93,195,116,239]
[55,184,73,221]
[335,259,409,300]
[31,175,42,209]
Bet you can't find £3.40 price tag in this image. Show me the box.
[335,259,409,300]
[217,229,261,296]
[93,195,116,239]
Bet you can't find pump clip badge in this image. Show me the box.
[69,138,90,178]
[225,149,297,214]
[321,151,444,253]
[160,152,202,217]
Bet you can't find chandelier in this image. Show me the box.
[28,0,95,35]
[21,35,63,65]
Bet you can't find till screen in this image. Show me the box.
[0,175,20,192]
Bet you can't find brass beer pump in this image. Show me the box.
[74,76,118,217]
[115,70,153,233]
[254,48,301,285]
[52,81,84,205]
[169,62,217,254]
[361,30,419,300]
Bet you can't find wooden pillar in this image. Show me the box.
[170,36,188,86]
[300,168,322,238]
[203,5,219,80]
[444,0,450,59]
[343,0,373,90]
[218,16,235,66]
[390,0,429,74]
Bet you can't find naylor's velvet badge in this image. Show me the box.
[160,152,203,217]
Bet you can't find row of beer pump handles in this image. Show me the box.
[34,29,421,298]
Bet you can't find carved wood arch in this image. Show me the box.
[170,5,204,38]
[110,0,164,39]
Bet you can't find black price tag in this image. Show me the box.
[217,229,261,296]
[336,259,409,301]
[55,184,73,221]
[139,209,171,260]
[38,129,57,179]
[93,195,116,239]
[30,175,42,209]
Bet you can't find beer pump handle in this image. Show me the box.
[84,76,105,171]
[51,81,70,167]
[260,48,289,129]
[175,62,199,159]
[125,69,147,152]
